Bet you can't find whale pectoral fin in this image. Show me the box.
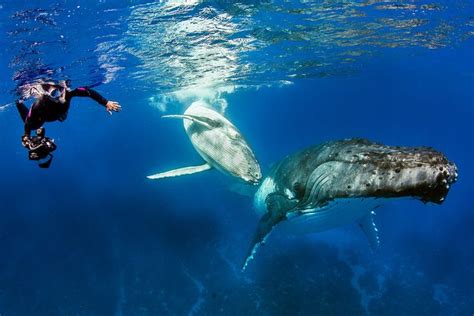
[162,114,215,129]
[147,163,212,180]
[358,210,380,251]
[240,193,297,270]
[242,211,286,271]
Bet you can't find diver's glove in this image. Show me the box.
[21,134,31,149]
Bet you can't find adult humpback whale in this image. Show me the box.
[147,102,261,185]
[243,138,458,270]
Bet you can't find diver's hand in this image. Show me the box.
[21,135,31,149]
[105,101,121,115]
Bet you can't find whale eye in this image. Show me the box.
[293,182,305,198]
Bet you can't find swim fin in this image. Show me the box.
[38,154,53,169]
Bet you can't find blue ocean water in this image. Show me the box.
[0,1,473,315]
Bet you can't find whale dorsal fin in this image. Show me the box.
[162,114,222,129]
[147,163,212,180]
[358,210,380,250]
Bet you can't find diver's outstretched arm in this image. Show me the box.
[69,87,121,114]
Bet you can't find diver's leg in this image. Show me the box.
[16,101,29,122]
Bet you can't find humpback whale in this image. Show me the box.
[147,102,261,185]
[243,138,458,270]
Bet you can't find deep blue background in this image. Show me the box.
[0,1,473,315]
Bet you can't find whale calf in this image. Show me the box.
[148,102,261,185]
[243,138,458,270]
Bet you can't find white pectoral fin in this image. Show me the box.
[147,163,212,180]
[162,114,213,129]
[358,210,380,251]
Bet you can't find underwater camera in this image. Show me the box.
[27,127,57,168]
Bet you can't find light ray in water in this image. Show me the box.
[123,0,473,110]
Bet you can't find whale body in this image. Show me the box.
[148,102,261,185]
[243,138,458,270]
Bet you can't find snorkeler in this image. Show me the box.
[15,80,121,167]
[16,80,121,144]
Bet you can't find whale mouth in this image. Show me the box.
[420,162,458,204]
[243,175,261,186]
[248,179,260,185]
[240,165,262,185]
[250,173,263,185]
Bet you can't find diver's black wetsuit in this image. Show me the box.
[17,87,108,136]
